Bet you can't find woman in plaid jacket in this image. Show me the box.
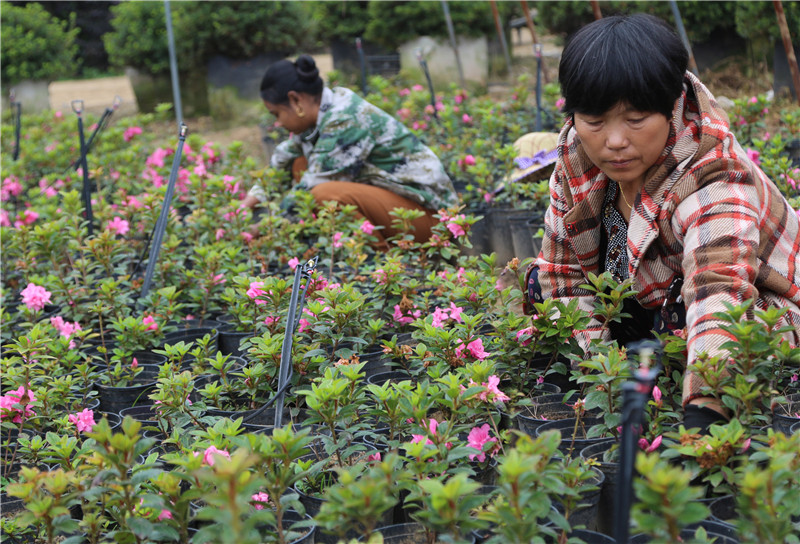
[526,13,800,431]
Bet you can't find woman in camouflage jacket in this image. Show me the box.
[242,54,457,248]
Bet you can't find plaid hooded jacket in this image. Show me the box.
[534,72,800,404]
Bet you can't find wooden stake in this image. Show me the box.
[490,0,513,71]
[773,0,800,105]
[520,0,549,83]
[590,0,602,20]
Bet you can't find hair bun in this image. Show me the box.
[294,54,319,83]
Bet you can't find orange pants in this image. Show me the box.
[293,158,438,249]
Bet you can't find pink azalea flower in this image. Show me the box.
[483,375,510,403]
[21,283,52,311]
[251,492,270,510]
[333,232,343,248]
[3,176,23,197]
[38,178,58,198]
[791,374,798,383]
[68,408,96,433]
[462,113,472,124]
[0,210,10,227]
[157,509,173,521]
[746,148,760,165]
[555,97,566,110]
[465,338,490,359]
[467,424,498,462]
[241,232,253,243]
[14,209,39,227]
[483,192,493,204]
[638,435,662,452]
[131,357,139,369]
[247,281,267,304]
[739,438,751,453]
[215,228,225,240]
[288,257,300,270]
[412,419,440,446]
[124,126,143,142]
[412,84,424,92]
[448,303,463,322]
[360,220,375,235]
[447,222,466,237]
[431,307,450,328]
[203,445,231,466]
[50,315,81,338]
[516,326,537,347]
[0,387,37,423]
[652,385,663,407]
[106,216,130,236]
[748,96,758,104]
[142,315,159,331]
[367,452,382,462]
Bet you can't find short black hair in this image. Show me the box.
[558,13,688,118]
[260,54,324,105]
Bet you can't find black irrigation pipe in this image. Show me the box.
[241,256,319,428]
[11,90,21,161]
[72,100,94,237]
[416,50,438,119]
[356,37,368,96]
[68,95,122,173]
[614,340,662,544]
[139,123,188,300]
[535,43,543,132]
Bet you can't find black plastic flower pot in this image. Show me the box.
[159,327,220,354]
[771,393,800,435]
[217,328,254,357]
[578,439,619,536]
[516,402,580,438]
[94,363,162,414]
[545,529,616,543]
[119,404,160,428]
[366,370,415,386]
[359,522,476,544]
[535,417,610,458]
[629,520,740,543]
[554,466,605,532]
[192,355,246,390]
[709,494,737,526]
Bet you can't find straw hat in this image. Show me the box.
[506,132,560,184]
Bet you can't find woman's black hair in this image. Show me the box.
[259,54,324,104]
[558,13,688,118]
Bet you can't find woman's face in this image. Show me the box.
[264,92,316,134]
[573,102,672,189]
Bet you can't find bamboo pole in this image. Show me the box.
[520,0,549,84]
[490,0,513,71]
[773,0,800,105]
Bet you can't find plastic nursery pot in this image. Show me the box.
[217,328,254,357]
[771,392,800,435]
[516,401,580,439]
[792,420,800,436]
[578,439,619,536]
[159,327,220,354]
[709,494,737,527]
[366,370,415,386]
[545,529,616,544]
[94,363,163,414]
[554,466,605,532]
[535,417,609,458]
[628,519,740,543]
[85,348,167,371]
[119,404,160,427]
[359,522,477,544]
[192,355,246,390]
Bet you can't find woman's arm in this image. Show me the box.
[534,164,607,351]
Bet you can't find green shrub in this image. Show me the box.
[103,1,315,76]
[0,1,79,85]
[103,2,173,75]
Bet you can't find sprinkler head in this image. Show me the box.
[71,100,84,115]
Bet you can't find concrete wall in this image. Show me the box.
[399,36,488,89]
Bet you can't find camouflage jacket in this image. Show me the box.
[250,86,457,210]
